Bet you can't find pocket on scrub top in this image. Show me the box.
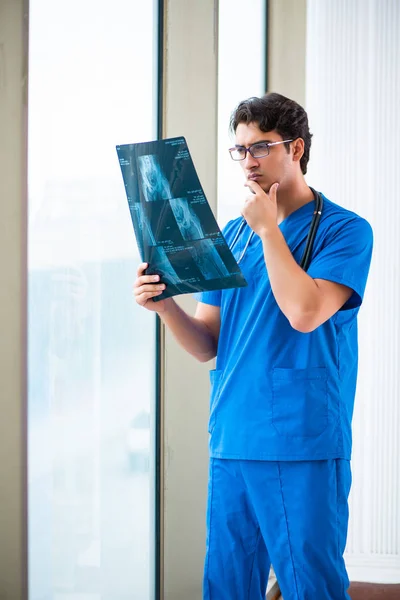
[208,369,222,434]
[271,367,328,437]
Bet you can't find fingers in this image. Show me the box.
[137,262,149,277]
[134,274,162,289]
[134,263,161,289]
[244,180,279,197]
[244,180,260,194]
[268,182,279,199]
[135,283,166,306]
[135,282,166,294]
[135,288,165,306]
[134,280,166,297]
[134,263,166,306]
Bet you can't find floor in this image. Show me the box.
[348,582,400,599]
[275,583,400,599]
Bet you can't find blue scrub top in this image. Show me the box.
[195,195,373,461]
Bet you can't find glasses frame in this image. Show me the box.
[228,139,293,161]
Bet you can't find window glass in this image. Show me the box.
[28,1,158,598]
[218,0,266,227]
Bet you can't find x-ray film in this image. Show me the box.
[116,136,247,301]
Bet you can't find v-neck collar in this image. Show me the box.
[278,198,315,229]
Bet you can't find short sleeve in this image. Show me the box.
[193,289,222,307]
[307,217,373,310]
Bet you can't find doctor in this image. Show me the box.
[133,93,373,600]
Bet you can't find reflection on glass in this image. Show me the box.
[28,1,158,599]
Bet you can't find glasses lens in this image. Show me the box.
[250,142,270,158]
[230,147,246,160]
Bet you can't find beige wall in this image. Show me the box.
[161,1,218,598]
[0,0,28,598]
[268,0,307,105]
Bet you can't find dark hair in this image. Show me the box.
[229,92,313,175]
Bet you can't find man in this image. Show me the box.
[134,93,373,599]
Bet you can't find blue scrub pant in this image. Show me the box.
[203,458,352,600]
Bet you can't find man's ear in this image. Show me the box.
[292,138,305,164]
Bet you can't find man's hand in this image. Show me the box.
[133,263,172,314]
[241,181,280,237]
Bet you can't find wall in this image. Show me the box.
[161,1,218,598]
[268,0,307,105]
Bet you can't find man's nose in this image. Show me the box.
[244,150,259,168]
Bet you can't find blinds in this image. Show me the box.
[305,0,400,584]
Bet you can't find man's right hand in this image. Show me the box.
[133,263,172,314]
[134,262,219,361]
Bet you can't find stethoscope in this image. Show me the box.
[230,187,323,271]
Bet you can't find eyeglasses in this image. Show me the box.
[228,139,293,161]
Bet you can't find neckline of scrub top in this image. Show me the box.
[278,197,316,229]
[233,195,317,251]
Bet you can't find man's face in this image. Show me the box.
[234,122,294,193]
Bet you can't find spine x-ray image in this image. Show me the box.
[137,154,172,202]
[116,136,247,301]
[169,197,205,241]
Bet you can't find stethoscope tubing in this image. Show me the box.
[229,220,253,265]
[299,188,323,270]
[230,188,323,271]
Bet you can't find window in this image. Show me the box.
[28,1,159,598]
[217,0,267,227]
